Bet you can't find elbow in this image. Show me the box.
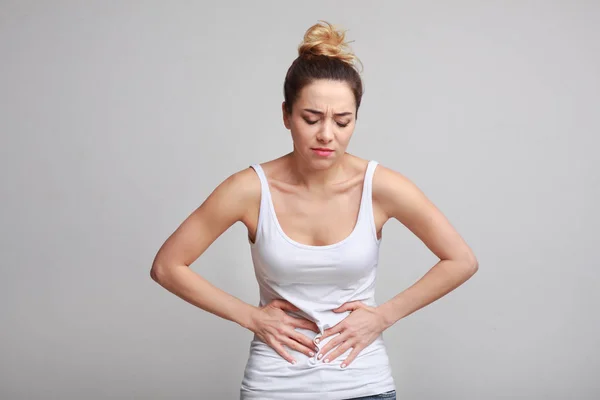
[150,263,168,284]
[453,250,478,276]
[151,261,187,284]
[466,254,479,275]
[150,265,159,283]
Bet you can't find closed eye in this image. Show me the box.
[304,119,350,128]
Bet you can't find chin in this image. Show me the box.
[307,154,337,168]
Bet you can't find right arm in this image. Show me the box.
[150,168,319,363]
[150,168,259,329]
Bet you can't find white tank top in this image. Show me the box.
[240,160,396,400]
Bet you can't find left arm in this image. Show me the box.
[316,165,478,367]
[373,164,479,328]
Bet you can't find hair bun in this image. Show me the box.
[298,20,360,68]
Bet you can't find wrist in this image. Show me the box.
[376,303,397,330]
[238,304,259,332]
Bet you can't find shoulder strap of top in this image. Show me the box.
[366,160,379,183]
[249,164,271,242]
[360,160,380,242]
[362,160,379,201]
[250,163,267,187]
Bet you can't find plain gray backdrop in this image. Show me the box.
[1,1,598,399]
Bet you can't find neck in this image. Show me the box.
[287,150,348,191]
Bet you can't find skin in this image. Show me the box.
[150,79,478,368]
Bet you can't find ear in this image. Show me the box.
[282,101,291,130]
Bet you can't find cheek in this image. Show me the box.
[339,129,354,145]
[290,123,313,142]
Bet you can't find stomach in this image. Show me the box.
[240,329,395,398]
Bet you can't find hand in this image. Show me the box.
[249,299,320,364]
[316,301,387,368]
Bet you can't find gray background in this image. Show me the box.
[1,1,598,399]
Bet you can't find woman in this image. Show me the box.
[151,21,478,400]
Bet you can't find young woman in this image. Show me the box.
[151,21,478,400]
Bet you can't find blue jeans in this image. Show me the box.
[344,390,396,400]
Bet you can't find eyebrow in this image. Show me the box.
[303,108,353,117]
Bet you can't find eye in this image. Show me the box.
[304,119,319,125]
[337,122,350,128]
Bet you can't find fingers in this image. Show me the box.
[270,340,297,365]
[271,299,299,312]
[269,300,319,332]
[316,331,345,358]
[289,316,320,333]
[259,300,322,363]
[333,300,365,313]
[281,333,318,358]
[320,340,354,365]
[319,321,344,341]
[288,329,319,354]
[340,345,362,368]
[318,335,363,368]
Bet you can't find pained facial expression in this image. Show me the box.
[282,79,356,168]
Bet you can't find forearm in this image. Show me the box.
[151,264,257,330]
[377,259,478,329]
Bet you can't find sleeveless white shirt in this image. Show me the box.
[240,160,396,400]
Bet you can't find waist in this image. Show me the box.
[244,330,392,376]
[259,294,379,332]
[241,333,394,398]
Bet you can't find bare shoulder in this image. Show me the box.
[372,163,477,265]
[219,166,261,203]
[225,166,262,226]
[151,166,261,269]
[372,163,427,219]
[205,166,262,227]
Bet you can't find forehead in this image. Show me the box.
[295,80,355,111]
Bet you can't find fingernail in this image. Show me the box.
[315,338,320,343]
[309,352,314,357]
[341,363,346,368]
[317,354,323,360]
[324,358,329,363]
[291,360,297,364]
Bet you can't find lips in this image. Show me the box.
[311,148,334,157]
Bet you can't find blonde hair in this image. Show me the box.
[297,20,362,71]
[283,21,364,118]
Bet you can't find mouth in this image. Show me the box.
[311,148,335,157]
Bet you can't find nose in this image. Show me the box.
[316,120,334,143]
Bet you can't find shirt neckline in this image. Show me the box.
[260,161,374,250]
